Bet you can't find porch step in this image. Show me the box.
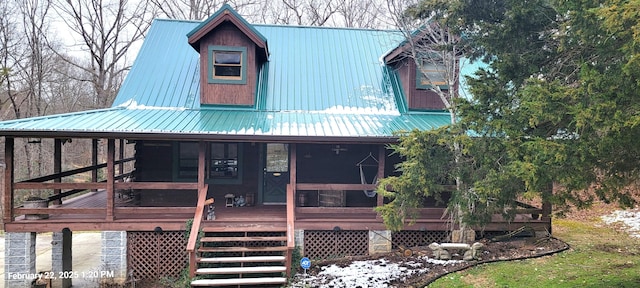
[191,230,289,288]
[198,246,287,253]
[198,255,286,263]
[191,277,287,287]
[200,236,287,242]
[196,265,287,275]
[201,225,287,232]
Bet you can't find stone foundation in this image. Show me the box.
[101,231,128,283]
[368,230,392,255]
[4,232,37,288]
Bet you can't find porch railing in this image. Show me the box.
[187,184,209,278]
[13,182,199,218]
[292,183,549,231]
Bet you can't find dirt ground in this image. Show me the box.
[291,235,568,287]
[1,232,567,288]
[289,201,631,287]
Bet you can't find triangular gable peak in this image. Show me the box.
[187,4,268,60]
[382,23,444,64]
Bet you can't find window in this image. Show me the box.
[178,142,199,179]
[176,142,241,182]
[209,143,238,178]
[214,52,241,77]
[208,46,247,84]
[416,58,448,90]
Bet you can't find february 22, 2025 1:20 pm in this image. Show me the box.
[7,270,116,281]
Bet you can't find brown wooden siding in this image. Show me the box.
[199,22,257,106]
[394,60,447,110]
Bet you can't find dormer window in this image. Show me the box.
[416,58,448,90]
[208,45,247,84]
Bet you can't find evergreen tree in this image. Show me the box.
[377,0,640,231]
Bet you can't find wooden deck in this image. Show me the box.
[7,190,287,232]
[5,189,549,233]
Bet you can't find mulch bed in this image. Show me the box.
[302,235,569,287]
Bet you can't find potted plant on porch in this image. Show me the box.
[22,193,50,220]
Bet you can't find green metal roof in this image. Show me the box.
[0,107,450,141]
[0,11,453,142]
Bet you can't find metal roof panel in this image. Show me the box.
[0,108,450,140]
[0,17,454,141]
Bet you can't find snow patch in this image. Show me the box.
[292,257,464,287]
[118,99,186,111]
[601,208,640,238]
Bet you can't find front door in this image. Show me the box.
[263,143,289,204]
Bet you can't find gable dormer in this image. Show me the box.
[383,30,455,111]
[187,5,268,106]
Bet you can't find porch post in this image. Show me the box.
[376,145,385,209]
[3,137,14,223]
[52,228,73,288]
[286,143,297,277]
[92,139,98,192]
[106,139,115,221]
[118,139,124,175]
[198,141,205,188]
[53,139,62,205]
[289,143,297,216]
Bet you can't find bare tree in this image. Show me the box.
[0,0,63,196]
[0,0,24,121]
[336,0,387,28]
[149,0,261,20]
[387,0,463,123]
[385,0,474,241]
[147,0,393,29]
[53,0,155,108]
[16,0,56,185]
[48,54,95,114]
[256,0,340,26]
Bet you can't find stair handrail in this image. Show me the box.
[187,184,209,278]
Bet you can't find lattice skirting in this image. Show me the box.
[127,231,188,280]
[391,230,448,249]
[304,230,369,259]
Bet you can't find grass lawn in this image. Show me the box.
[429,209,640,287]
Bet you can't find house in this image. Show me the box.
[1,5,550,287]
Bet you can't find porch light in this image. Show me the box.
[331,145,348,155]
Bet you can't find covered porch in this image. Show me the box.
[2,135,551,233]
[1,135,551,284]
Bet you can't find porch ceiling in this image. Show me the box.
[0,107,451,143]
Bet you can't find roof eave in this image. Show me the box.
[0,130,398,144]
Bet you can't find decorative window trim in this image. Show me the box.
[208,45,247,84]
[416,58,449,90]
